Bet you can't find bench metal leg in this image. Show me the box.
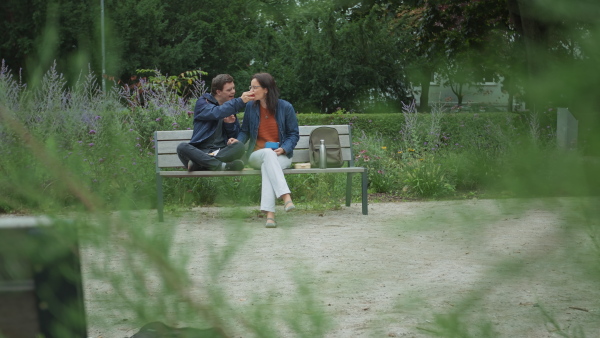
[345,173,353,207]
[361,169,368,215]
[156,174,164,222]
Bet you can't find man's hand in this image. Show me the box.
[274,148,286,156]
[223,114,236,123]
[227,138,239,145]
[240,91,255,103]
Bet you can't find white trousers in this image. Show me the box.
[248,148,293,212]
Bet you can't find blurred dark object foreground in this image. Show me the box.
[130,321,221,338]
[0,217,87,338]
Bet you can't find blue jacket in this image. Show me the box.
[237,99,299,159]
[189,93,244,146]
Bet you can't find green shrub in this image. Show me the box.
[0,61,578,212]
[401,157,455,198]
[295,111,528,149]
[353,131,403,194]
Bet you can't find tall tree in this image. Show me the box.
[506,0,600,109]
[252,0,410,112]
[0,0,96,84]
[103,0,259,83]
[0,0,261,88]
[397,0,509,111]
[507,0,600,154]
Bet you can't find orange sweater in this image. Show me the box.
[254,105,279,151]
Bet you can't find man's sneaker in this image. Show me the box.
[187,160,194,172]
[224,160,244,171]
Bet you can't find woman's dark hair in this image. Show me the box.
[252,73,279,113]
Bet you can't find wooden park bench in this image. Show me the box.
[154,124,368,221]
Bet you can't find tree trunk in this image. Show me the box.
[508,0,550,111]
[516,0,548,80]
[449,83,464,106]
[419,67,433,112]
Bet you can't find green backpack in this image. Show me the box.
[309,126,344,168]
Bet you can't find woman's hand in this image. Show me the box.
[227,138,239,145]
[274,148,286,155]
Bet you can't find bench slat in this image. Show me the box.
[298,125,350,135]
[159,166,366,177]
[295,137,351,149]
[154,125,351,141]
[155,130,193,140]
[157,137,353,155]
[291,148,353,162]
[157,148,354,168]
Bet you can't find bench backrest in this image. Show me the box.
[154,124,355,170]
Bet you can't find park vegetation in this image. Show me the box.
[1,0,600,337]
[0,59,571,214]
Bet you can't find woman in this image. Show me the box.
[233,73,299,228]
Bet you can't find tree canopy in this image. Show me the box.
[1,0,599,117]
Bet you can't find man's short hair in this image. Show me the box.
[211,74,234,95]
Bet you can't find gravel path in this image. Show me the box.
[82,198,600,337]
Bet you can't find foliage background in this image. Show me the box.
[1,0,599,231]
[0,56,568,215]
[2,0,600,337]
[2,0,600,119]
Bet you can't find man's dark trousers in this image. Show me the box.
[176,142,245,170]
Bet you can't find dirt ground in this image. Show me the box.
[80,198,600,338]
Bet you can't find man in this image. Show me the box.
[177,74,254,171]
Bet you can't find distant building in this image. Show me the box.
[412,74,522,112]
